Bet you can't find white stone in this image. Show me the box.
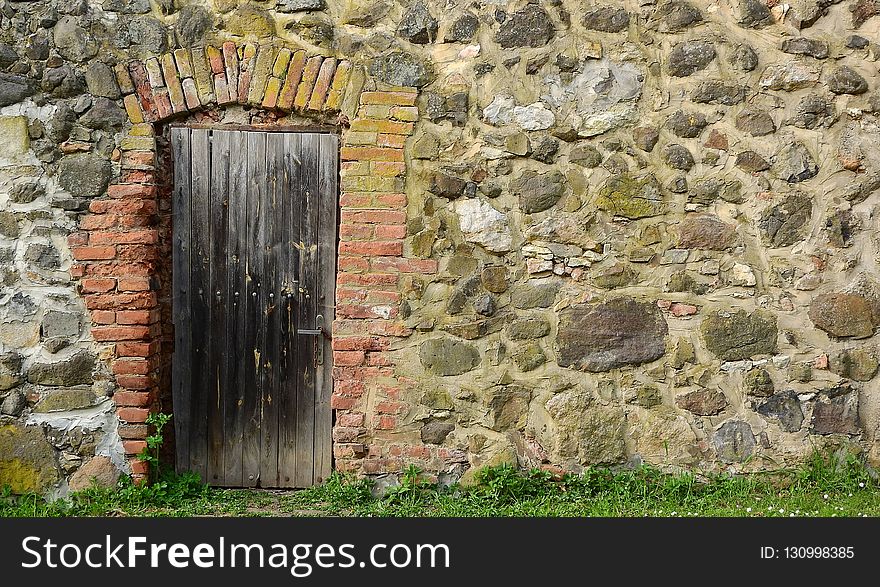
[482,94,515,125]
[720,360,753,372]
[527,258,553,274]
[729,262,757,287]
[512,102,556,131]
[454,198,514,253]
[0,115,29,161]
[795,273,821,290]
[700,259,720,275]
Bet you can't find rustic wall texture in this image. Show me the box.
[2,0,880,494]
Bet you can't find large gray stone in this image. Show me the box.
[789,94,834,130]
[0,352,23,391]
[701,310,778,361]
[713,420,755,462]
[827,66,868,95]
[79,98,127,131]
[419,338,480,376]
[511,281,560,309]
[0,421,60,493]
[781,37,829,59]
[420,420,454,444]
[512,170,565,214]
[57,153,112,198]
[0,212,20,238]
[506,318,550,340]
[582,6,630,32]
[667,109,707,138]
[0,390,26,416]
[737,0,772,27]
[444,12,478,43]
[369,51,433,87]
[667,40,716,77]
[557,298,668,372]
[0,73,36,107]
[831,348,878,381]
[42,311,80,339]
[127,16,169,52]
[84,62,120,99]
[775,142,818,183]
[691,81,746,105]
[735,106,776,136]
[653,1,703,31]
[53,16,97,62]
[24,243,60,270]
[277,0,325,12]
[27,350,96,387]
[757,391,804,432]
[760,63,820,91]
[663,144,694,171]
[34,387,98,412]
[759,192,812,247]
[397,1,437,44]
[496,5,555,48]
[175,5,214,46]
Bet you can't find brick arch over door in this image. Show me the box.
[68,40,427,483]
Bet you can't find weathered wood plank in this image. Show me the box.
[314,133,338,484]
[294,132,320,488]
[277,132,302,486]
[224,129,248,487]
[260,132,283,486]
[241,131,267,487]
[170,127,192,475]
[188,128,212,482]
[207,129,229,485]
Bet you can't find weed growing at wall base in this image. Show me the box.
[1,451,878,518]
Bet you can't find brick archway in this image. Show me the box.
[68,41,424,482]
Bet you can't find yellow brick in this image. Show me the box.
[123,94,144,124]
[129,123,154,137]
[272,48,292,78]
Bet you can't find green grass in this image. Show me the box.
[2,450,879,518]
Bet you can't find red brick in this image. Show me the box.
[377,134,407,149]
[116,375,153,390]
[222,41,239,101]
[405,445,431,459]
[72,246,116,260]
[85,292,156,310]
[206,45,224,74]
[81,277,116,293]
[278,50,307,110]
[152,89,173,120]
[69,264,86,278]
[118,424,148,440]
[330,395,357,410]
[117,214,153,229]
[307,57,337,111]
[107,184,158,199]
[117,277,151,292]
[337,412,365,427]
[90,198,156,214]
[120,151,156,169]
[340,209,406,225]
[113,359,151,376]
[336,304,398,319]
[333,350,366,366]
[360,91,418,106]
[370,257,438,273]
[116,310,152,325]
[334,379,365,396]
[91,325,151,341]
[339,224,374,240]
[375,415,397,430]
[294,55,323,110]
[338,240,403,256]
[91,310,115,324]
[337,256,370,272]
[120,170,156,185]
[340,146,404,162]
[375,225,407,239]
[80,215,117,230]
[339,193,372,208]
[117,245,159,262]
[115,392,152,407]
[117,341,160,358]
[367,352,393,366]
[118,407,149,423]
[90,229,157,245]
[332,336,389,351]
[333,426,364,443]
[123,440,148,454]
[130,458,149,473]
[376,193,407,208]
[85,261,152,277]
[68,232,89,247]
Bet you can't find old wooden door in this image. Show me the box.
[170,128,338,488]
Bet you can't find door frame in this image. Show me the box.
[168,123,340,487]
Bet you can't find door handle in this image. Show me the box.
[297,314,328,338]
[297,314,327,366]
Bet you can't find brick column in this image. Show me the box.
[70,127,161,483]
[332,88,437,474]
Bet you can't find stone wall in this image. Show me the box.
[3,0,880,493]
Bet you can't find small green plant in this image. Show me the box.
[139,412,172,482]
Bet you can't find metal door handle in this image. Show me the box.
[297,314,329,338]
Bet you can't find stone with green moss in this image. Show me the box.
[595,173,664,219]
[0,422,60,493]
[512,343,546,372]
[34,387,98,413]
